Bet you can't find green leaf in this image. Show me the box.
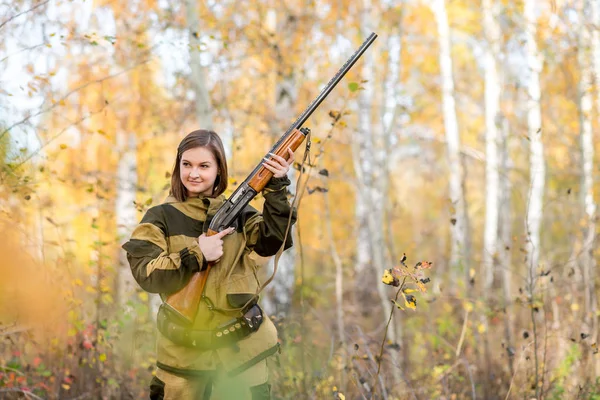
[348,82,359,92]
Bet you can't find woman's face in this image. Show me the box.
[179,146,219,197]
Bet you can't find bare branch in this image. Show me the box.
[1,41,48,63]
[0,388,45,400]
[0,0,50,31]
[0,59,150,142]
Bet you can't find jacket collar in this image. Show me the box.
[163,194,226,216]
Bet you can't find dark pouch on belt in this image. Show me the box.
[227,293,257,309]
[242,304,263,332]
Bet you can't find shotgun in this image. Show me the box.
[165,32,378,324]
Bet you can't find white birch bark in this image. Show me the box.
[352,0,402,388]
[588,0,600,343]
[523,0,545,286]
[260,7,297,317]
[578,0,597,338]
[382,28,405,360]
[185,0,214,131]
[432,0,470,280]
[115,132,139,310]
[499,116,515,375]
[482,0,501,292]
[325,188,346,344]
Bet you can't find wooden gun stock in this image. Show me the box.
[164,228,218,324]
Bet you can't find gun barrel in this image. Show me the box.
[288,32,378,132]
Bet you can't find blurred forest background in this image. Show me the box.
[1,0,599,399]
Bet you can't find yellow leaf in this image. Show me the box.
[403,293,417,310]
[469,268,475,278]
[99,353,107,362]
[67,328,77,337]
[392,300,404,310]
[382,269,395,285]
[571,303,580,311]
[312,137,322,144]
[85,285,96,293]
[477,324,486,334]
[60,144,68,149]
[463,301,473,313]
[62,384,70,390]
[403,288,417,294]
[338,393,346,400]
[138,291,148,302]
[73,278,83,286]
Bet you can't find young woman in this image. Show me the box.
[122,129,296,399]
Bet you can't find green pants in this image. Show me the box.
[149,360,270,400]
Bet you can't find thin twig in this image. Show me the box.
[370,280,406,399]
[0,326,30,336]
[0,0,50,30]
[455,308,470,358]
[0,60,150,142]
[0,388,45,400]
[0,365,25,375]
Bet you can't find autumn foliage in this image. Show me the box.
[1,0,600,399]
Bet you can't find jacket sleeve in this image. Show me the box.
[243,176,297,257]
[121,206,205,295]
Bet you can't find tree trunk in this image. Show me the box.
[523,0,545,287]
[353,0,402,390]
[432,0,470,284]
[499,116,515,377]
[523,2,545,396]
[588,0,600,356]
[324,186,347,389]
[482,0,500,294]
[115,132,138,310]
[481,0,502,386]
[260,7,298,318]
[185,0,215,132]
[578,0,598,376]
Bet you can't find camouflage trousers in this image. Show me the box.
[149,359,270,400]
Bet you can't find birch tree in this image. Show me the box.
[577,0,597,346]
[523,0,545,289]
[478,0,503,382]
[431,0,470,281]
[350,0,403,389]
[115,132,138,309]
[482,0,500,293]
[185,0,214,131]
[260,6,298,317]
[588,0,600,350]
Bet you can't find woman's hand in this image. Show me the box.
[198,227,235,262]
[262,147,294,178]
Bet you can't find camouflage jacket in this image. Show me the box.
[122,177,296,377]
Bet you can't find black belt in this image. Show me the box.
[157,303,264,349]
